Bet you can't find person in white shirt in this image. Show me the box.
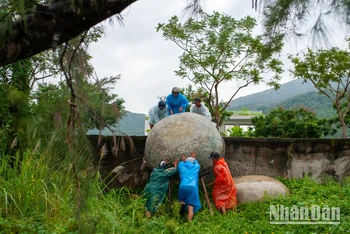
[190,98,211,120]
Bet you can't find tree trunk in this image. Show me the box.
[336,105,347,138]
[339,116,347,138]
[0,0,137,67]
[215,114,220,131]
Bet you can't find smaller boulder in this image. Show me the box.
[234,175,289,205]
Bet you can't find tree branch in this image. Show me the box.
[30,80,66,100]
[0,0,137,67]
[221,80,255,112]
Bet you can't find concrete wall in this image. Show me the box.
[89,136,151,190]
[225,138,350,181]
[88,136,350,189]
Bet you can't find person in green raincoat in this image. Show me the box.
[144,158,179,218]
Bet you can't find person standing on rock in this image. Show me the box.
[178,152,201,221]
[166,87,189,115]
[144,158,179,218]
[209,152,236,214]
[148,100,169,129]
[190,97,211,120]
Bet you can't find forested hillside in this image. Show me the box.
[227,79,314,111]
[87,112,146,136]
[228,80,335,118]
[228,81,350,138]
[272,91,335,118]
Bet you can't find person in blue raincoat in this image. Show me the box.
[166,87,189,115]
[178,152,201,221]
[148,100,169,129]
[144,158,179,218]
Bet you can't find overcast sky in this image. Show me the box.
[89,0,348,114]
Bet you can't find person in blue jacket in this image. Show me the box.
[178,152,201,221]
[166,87,189,115]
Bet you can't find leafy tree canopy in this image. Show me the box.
[289,38,350,138]
[251,106,336,138]
[0,58,32,152]
[157,11,284,128]
[0,26,124,153]
[180,84,233,125]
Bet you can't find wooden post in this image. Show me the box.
[168,178,172,205]
[200,176,213,215]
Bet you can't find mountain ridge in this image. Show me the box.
[228,79,315,111]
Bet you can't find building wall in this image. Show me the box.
[220,115,254,132]
[88,136,350,189]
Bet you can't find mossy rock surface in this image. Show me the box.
[145,112,225,173]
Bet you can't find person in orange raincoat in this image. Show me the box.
[209,152,236,214]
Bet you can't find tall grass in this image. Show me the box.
[0,149,76,233]
[0,148,349,233]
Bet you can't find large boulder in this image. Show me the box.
[145,112,225,173]
[234,175,290,205]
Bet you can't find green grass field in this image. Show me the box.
[0,151,349,233]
